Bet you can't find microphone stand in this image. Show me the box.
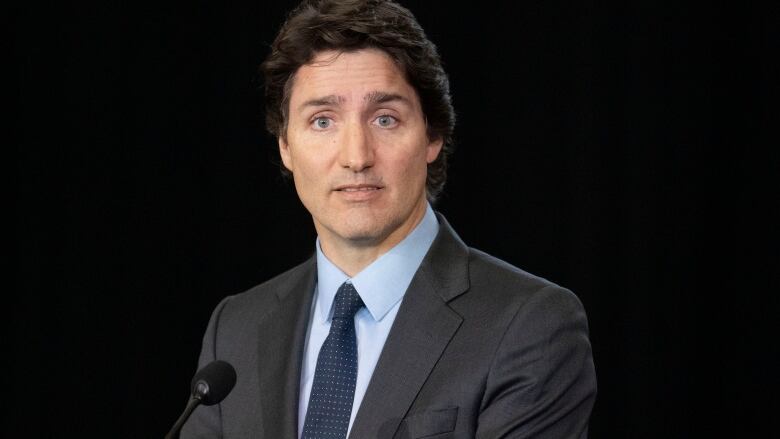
[164,394,202,439]
[165,362,234,438]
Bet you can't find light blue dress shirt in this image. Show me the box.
[297,204,440,438]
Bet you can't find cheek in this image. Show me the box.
[393,144,430,187]
[287,151,320,197]
[295,162,321,194]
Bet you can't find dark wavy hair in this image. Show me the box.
[261,0,456,202]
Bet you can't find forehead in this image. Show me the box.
[288,48,418,108]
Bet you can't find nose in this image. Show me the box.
[338,120,374,172]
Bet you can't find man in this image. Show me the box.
[181,0,596,438]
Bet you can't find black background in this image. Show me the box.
[14,1,777,437]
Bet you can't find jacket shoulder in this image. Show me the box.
[462,247,585,316]
[467,247,561,291]
[218,256,315,317]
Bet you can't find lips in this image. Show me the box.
[334,184,384,192]
[333,183,385,201]
[341,187,379,192]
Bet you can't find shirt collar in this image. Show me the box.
[315,203,439,323]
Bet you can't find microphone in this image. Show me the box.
[165,360,237,439]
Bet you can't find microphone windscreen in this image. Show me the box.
[190,360,237,406]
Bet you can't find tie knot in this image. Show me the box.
[332,282,364,320]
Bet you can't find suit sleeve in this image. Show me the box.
[476,286,597,439]
[180,295,234,439]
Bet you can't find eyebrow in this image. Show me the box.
[298,95,344,110]
[298,91,411,112]
[364,91,410,105]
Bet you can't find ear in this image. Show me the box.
[426,137,444,164]
[278,136,294,172]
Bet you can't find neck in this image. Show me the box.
[317,201,428,277]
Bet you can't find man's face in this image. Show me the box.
[280,48,442,254]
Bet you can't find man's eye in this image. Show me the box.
[375,115,397,127]
[313,117,332,129]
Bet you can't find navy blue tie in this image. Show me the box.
[302,281,364,439]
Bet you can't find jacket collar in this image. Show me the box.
[348,213,470,438]
[255,212,470,438]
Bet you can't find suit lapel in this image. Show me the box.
[349,216,470,438]
[256,257,316,439]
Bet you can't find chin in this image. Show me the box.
[337,216,394,245]
[339,225,386,245]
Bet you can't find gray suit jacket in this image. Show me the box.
[181,215,596,438]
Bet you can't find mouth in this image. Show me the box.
[333,183,384,201]
[334,184,384,192]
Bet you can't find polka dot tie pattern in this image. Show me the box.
[302,281,365,439]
